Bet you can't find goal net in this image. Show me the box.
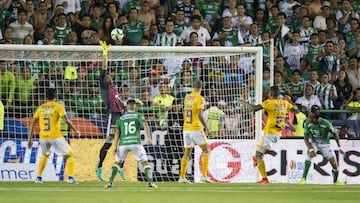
[0,45,262,183]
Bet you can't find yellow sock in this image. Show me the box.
[37,154,49,176]
[257,160,267,179]
[202,153,209,177]
[180,157,188,178]
[65,156,75,177]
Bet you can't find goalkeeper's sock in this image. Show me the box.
[302,160,311,179]
[332,169,339,183]
[98,143,112,168]
[257,160,267,179]
[144,166,153,183]
[37,154,49,177]
[65,156,75,177]
[202,152,209,177]
[109,165,119,182]
[180,157,188,179]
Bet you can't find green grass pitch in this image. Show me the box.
[1,181,360,203]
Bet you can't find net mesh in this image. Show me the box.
[0,46,262,182]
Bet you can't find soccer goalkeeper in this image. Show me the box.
[95,41,126,181]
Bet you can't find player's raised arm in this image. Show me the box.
[238,100,263,112]
[99,40,111,70]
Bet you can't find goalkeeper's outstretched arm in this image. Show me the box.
[99,40,111,70]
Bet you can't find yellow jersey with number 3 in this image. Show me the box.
[34,101,66,140]
[183,92,205,131]
[261,99,293,135]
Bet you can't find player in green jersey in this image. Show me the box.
[299,105,344,185]
[105,99,157,188]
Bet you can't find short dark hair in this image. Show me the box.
[310,105,321,119]
[126,99,136,106]
[46,88,57,100]
[193,79,202,89]
[270,86,280,98]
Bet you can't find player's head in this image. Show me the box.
[46,88,57,100]
[269,86,280,99]
[126,99,137,111]
[309,105,321,122]
[193,79,202,92]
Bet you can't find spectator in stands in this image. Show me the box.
[37,66,64,105]
[213,14,244,46]
[54,13,71,45]
[0,27,14,44]
[273,71,287,98]
[296,84,322,112]
[23,34,34,44]
[180,15,210,46]
[345,88,360,120]
[336,0,359,34]
[0,1,10,34]
[37,26,59,45]
[346,56,360,90]
[0,60,15,108]
[173,8,189,37]
[313,1,331,32]
[299,57,311,83]
[173,0,195,24]
[138,1,156,29]
[75,14,98,45]
[306,33,323,70]
[298,16,314,47]
[334,69,353,119]
[271,12,292,56]
[317,40,338,82]
[244,23,262,46]
[326,17,342,44]
[287,69,305,102]
[156,5,166,33]
[155,18,181,46]
[9,9,34,44]
[123,0,142,15]
[152,83,174,120]
[54,0,81,15]
[315,73,337,119]
[174,70,193,99]
[122,67,142,99]
[33,1,49,42]
[275,56,292,83]
[235,3,252,40]
[206,69,226,101]
[221,0,237,23]
[254,9,267,34]
[222,104,241,138]
[282,111,297,137]
[278,0,301,25]
[289,5,302,32]
[140,88,151,107]
[284,31,307,70]
[148,24,159,45]
[15,66,37,115]
[66,31,78,45]
[90,4,104,31]
[123,7,148,45]
[348,30,360,57]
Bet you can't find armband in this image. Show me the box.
[309,149,314,153]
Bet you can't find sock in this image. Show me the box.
[302,160,311,179]
[332,169,339,183]
[144,166,153,183]
[37,154,49,177]
[65,156,75,177]
[180,157,188,179]
[257,160,267,179]
[202,152,209,177]
[98,143,112,168]
[109,165,119,182]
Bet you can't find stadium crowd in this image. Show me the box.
[0,0,360,138]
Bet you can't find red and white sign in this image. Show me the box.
[194,139,360,184]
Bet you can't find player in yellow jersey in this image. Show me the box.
[27,88,80,184]
[239,86,298,184]
[179,79,211,183]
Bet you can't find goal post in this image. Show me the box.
[0,45,262,183]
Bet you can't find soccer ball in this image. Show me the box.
[111,28,124,41]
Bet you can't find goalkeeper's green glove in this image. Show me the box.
[99,40,111,56]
